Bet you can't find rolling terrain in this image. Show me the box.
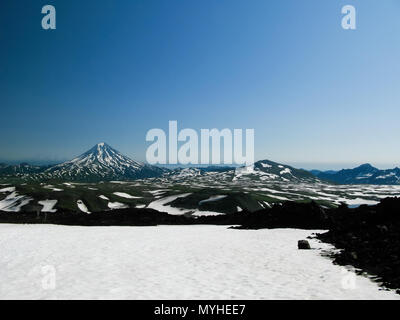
[311,163,400,185]
[1,143,400,215]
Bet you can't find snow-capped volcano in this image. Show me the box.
[41,143,164,181]
[62,142,143,171]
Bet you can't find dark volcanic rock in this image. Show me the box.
[232,197,400,294]
[298,240,311,250]
[316,197,400,294]
[0,208,252,227]
[234,201,329,230]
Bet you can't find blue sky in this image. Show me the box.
[1,0,400,170]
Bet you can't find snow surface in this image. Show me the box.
[336,197,379,206]
[280,168,292,175]
[108,202,129,209]
[260,162,272,168]
[0,187,16,192]
[77,200,90,214]
[146,189,169,195]
[147,193,192,215]
[190,209,226,217]
[38,200,57,213]
[0,224,398,300]
[376,173,396,179]
[198,195,227,205]
[0,192,32,212]
[113,192,142,199]
[44,185,63,192]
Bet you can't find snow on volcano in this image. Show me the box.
[40,143,163,181]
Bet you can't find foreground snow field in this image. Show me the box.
[0,225,398,300]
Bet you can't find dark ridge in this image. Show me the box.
[232,201,330,230]
[0,208,252,226]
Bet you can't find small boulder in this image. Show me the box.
[298,240,311,250]
[377,225,389,233]
[349,251,358,260]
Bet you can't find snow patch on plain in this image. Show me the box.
[113,192,142,199]
[0,192,32,212]
[0,187,16,193]
[38,200,58,213]
[0,225,398,300]
[199,195,227,205]
[77,200,90,214]
[147,193,192,215]
[108,202,129,209]
[336,198,379,206]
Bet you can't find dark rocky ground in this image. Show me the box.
[1,197,400,294]
[235,198,400,294]
[316,198,400,294]
[233,201,331,229]
[0,207,252,226]
[0,200,333,228]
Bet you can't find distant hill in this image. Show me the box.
[0,163,50,175]
[232,160,319,183]
[310,163,400,185]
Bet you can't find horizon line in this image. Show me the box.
[1,158,399,171]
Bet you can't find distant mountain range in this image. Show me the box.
[1,143,399,185]
[310,163,400,185]
[158,160,319,184]
[0,163,50,175]
[0,143,319,183]
[0,143,164,182]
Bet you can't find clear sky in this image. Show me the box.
[1,0,399,170]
